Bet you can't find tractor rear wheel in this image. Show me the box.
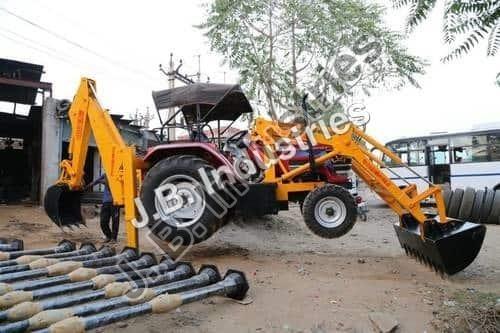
[140,155,226,246]
[302,185,357,238]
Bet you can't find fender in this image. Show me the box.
[144,142,234,171]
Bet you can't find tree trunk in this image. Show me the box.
[267,0,277,120]
[291,17,298,107]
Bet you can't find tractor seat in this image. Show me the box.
[190,130,210,143]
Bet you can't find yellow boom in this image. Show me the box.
[45,78,139,248]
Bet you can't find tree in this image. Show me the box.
[393,1,500,61]
[199,0,427,119]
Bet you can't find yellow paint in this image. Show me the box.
[54,78,139,249]
[252,117,449,233]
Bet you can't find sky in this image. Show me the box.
[0,0,498,142]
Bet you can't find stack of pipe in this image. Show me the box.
[0,241,249,332]
[0,239,24,253]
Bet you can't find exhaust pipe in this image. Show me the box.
[0,254,166,309]
[0,248,136,283]
[0,245,108,275]
[40,270,249,333]
[0,265,217,331]
[0,240,23,253]
[0,241,75,262]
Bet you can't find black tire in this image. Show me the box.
[447,188,463,218]
[302,184,357,238]
[487,190,500,224]
[458,187,475,220]
[480,188,495,223]
[470,189,485,222]
[140,155,225,245]
[442,185,452,209]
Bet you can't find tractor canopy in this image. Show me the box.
[152,83,253,124]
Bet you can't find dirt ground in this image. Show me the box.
[0,187,498,333]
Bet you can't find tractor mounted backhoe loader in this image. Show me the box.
[44,78,486,275]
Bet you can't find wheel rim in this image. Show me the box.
[154,175,206,228]
[314,196,347,228]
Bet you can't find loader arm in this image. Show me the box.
[253,117,445,225]
[252,117,486,274]
[45,78,139,248]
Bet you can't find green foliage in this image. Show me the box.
[199,0,426,118]
[393,0,500,60]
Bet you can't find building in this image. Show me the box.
[0,58,154,204]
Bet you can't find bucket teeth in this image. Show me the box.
[402,246,447,276]
[394,214,486,275]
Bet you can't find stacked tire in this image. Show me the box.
[443,185,500,224]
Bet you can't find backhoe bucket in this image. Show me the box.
[394,214,486,275]
[44,184,85,228]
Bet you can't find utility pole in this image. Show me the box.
[167,53,175,140]
[197,55,201,83]
[159,53,198,140]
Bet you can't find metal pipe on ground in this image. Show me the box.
[0,245,110,275]
[0,255,174,299]
[0,240,23,253]
[0,241,75,262]
[38,270,249,333]
[0,248,137,284]
[0,254,173,310]
[0,263,203,328]
[0,243,97,269]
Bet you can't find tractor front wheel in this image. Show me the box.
[302,185,357,238]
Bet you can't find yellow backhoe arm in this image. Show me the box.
[49,78,139,248]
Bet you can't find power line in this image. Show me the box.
[0,28,126,83]
[0,30,77,66]
[0,29,159,105]
[0,26,76,62]
[0,7,157,83]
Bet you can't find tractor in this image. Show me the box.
[45,78,486,275]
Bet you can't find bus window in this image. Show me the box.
[471,145,489,162]
[409,150,426,166]
[382,154,394,166]
[430,145,449,165]
[488,133,500,144]
[488,134,500,161]
[409,140,426,150]
[385,142,409,166]
[453,147,472,163]
[472,135,488,146]
[490,145,500,161]
[400,152,408,164]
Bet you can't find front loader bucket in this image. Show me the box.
[44,184,85,228]
[394,214,486,275]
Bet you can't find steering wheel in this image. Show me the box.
[225,130,249,148]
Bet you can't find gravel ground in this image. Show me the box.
[0,186,498,332]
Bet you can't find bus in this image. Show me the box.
[381,124,500,192]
